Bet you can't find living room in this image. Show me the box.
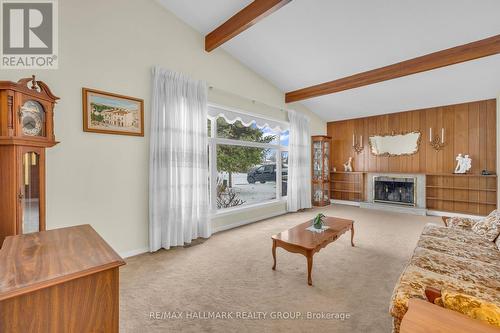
[0,0,499,332]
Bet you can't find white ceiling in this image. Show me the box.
[158,0,500,121]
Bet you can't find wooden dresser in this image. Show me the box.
[0,225,125,332]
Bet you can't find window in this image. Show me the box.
[208,105,289,211]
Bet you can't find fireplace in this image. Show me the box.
[373,176,416,206]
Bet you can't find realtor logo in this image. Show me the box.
[1,0,58,69]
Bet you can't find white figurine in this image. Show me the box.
[454,154,463,173]
[454,153,472,174]
[463,154,472,173]
[343,157,353,172]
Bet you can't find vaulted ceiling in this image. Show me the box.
[158,0,500,121]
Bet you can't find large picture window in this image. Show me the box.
[208,105,289,211]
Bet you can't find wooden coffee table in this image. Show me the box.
[271,216,354,286]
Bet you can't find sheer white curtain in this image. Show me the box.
[287,110,312,212]
[149,66,211,251]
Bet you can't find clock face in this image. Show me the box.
[21,100,44,136]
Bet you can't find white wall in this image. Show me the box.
[0,0,326,256]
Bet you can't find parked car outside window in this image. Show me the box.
[247,163,287,184]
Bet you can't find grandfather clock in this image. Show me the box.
[0,76,59,246]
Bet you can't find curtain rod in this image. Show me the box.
[207,85,288,114]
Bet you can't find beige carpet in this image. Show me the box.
[120,204,442,333]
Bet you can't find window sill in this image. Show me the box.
[211,199,286,217]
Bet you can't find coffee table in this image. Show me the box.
[271,216,354,286]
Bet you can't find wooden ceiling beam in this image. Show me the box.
[205,0,291,52]
[285,34,500,103]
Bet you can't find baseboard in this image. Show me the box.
[426,210,486,219]
[120,247,149,258]
[213,210,287,233]
[330,199,361,207]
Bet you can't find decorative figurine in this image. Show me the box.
[454,153,463,173]
[343,157,353,172]
[313,190,322,202]
[454,154,472,174]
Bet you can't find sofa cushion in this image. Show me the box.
[439,289,500,327]
[417,235,500,265]
[472,210,500,242]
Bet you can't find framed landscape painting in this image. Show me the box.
[83,88,144,136]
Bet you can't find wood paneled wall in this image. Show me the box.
[327,99,497,175]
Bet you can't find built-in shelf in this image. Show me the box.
[330,171,497,177]
[331,172,365,201]
[426,197,496,205]
[429,207,494,216]
[426,185,496,192]
[425,173,497,178]
[312,179,331,184]
[425,174,497,215]
[331,189,362,194]
[331,171,365,174]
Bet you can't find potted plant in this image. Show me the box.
[313,213,326,229]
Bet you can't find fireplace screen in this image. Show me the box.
[374,176,416,206]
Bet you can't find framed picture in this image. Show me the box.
[82,88,144,136]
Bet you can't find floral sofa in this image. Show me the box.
[389,213,500,332]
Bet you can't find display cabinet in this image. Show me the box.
[0,76,59,246]
[311,135,332,206]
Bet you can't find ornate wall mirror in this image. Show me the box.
[369,131,421,157]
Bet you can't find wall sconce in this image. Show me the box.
[352,133,364,154]
[429,127,445,151]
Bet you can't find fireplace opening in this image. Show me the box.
[374,176,416,206]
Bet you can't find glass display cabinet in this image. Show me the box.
[311,135,332,206]
[0,76,59,246]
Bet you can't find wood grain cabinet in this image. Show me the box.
[0,225,125,332]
